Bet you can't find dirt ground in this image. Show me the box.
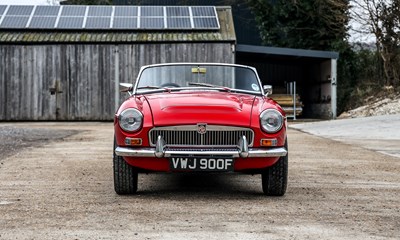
[0,122,399,240]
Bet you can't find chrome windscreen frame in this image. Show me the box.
[132,62,265,96]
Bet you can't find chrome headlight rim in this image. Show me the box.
[118,108,143,132]
[260,109,284,134]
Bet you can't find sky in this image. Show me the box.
[348,1,376,43]
[0,0,62,5]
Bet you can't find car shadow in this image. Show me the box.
[134,173,270,199]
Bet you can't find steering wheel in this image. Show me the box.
[160,83,180,88]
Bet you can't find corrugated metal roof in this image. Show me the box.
[0,6,235,43]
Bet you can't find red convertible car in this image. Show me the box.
[114,63,288,196]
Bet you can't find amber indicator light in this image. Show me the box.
[260,139,278,147]
[125,138,143,146]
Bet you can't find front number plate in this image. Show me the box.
[170,157,234,172]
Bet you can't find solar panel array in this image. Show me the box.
[0,5,220,30]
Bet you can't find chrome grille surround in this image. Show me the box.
[149,125,254,147]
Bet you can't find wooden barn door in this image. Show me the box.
[56,45,117,120]
[0,45,60,120]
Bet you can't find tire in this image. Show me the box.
[113,137,138,195]
[262,139,288,196]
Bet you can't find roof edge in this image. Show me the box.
[236,44,339,59]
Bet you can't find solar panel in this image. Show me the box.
[34,6,60,16]
[141,6,163,17]
[6,5,33,16]
[192,6,215,17]
[191,6,219,29]
[193,17,219,29]
[85,17,111,29]
[167,17,191,29]
[1,16,29,28]
[140,18,164,29]
[166,6,189,17]
[29,16,57,28]
[0,5,7,15]
[61,6,86,17]
[57,17,84,29]
[0,5,220,30]
[114,6,138,17]
[113,17,137,29]
[88,6,112,17]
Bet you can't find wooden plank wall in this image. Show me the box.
[0,45,59,120]
[0,42,234,120]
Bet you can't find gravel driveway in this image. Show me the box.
[290,114,400,158]
[0,121,399,239]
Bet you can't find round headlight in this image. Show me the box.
[118,108,143,132]
[260,109,284,133]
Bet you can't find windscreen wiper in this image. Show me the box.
[188,82,216,87]
[136,85,178,94]
[137,86,162,90]
[188,82,231,92]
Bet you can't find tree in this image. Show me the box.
[351,0,400,87]
[247,0,357,113]
[247,0,350,50]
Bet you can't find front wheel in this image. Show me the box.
[261,139,288,196]
[113,138,138,195]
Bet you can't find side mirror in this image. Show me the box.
[263,85,273,96]
[119,83,133,93]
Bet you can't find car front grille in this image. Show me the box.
[149,125,254,147]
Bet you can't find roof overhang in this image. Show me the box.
[236,44,339,60]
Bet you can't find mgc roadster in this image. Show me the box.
[114,63,288,196]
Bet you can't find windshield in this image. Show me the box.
[135,64,262,94]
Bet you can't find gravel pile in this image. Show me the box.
[339,93,400,118]
[0,126,78,160]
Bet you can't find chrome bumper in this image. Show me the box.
[115,135,287,158]
[115,146,287,158]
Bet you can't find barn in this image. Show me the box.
[0,3,338,121]
[0,5,235,120]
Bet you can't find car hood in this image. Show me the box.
[144,91,257,127]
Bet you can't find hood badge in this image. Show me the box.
[197,123,207,134]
